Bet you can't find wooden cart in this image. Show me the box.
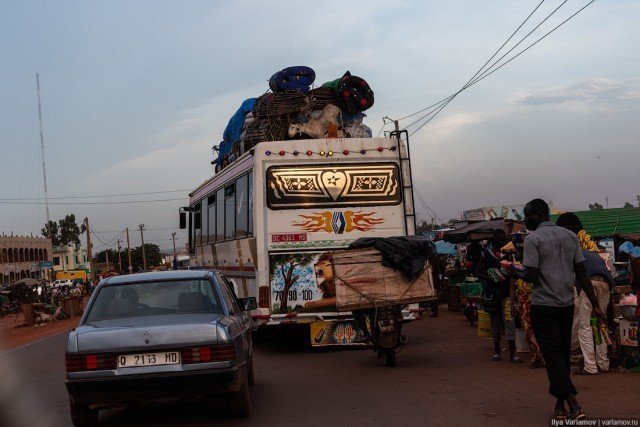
[330,248,437,311]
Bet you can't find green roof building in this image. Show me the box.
[551,207,640,238]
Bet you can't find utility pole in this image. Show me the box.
[139,224,147,271]
[125,227,133,274]
[84,218,92,278]
[117,239,123,274]
[637,195,640,208]
[171,232,177,259]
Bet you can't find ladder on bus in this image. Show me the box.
[390,129,416,236]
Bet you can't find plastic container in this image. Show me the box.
[619,241,633,254]
[622,305,638,321]
[477,310,492,338]
[591,317,602,345]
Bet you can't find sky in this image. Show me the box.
[1,0,639,251]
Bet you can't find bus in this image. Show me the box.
[181,133,418,346]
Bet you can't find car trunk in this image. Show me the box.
[75,314,223,353]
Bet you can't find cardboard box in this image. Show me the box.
[332,248,436,311]
[619,319,638,347]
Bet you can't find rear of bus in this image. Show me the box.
[252,136,416,346]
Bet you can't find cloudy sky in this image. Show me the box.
[1,0,638,251]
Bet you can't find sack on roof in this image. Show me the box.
[322,71,375,114]
[269,66,316,93]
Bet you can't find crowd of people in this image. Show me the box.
[464,199,636,421]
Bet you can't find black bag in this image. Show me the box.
[482,285,501,314]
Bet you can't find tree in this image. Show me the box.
[269,253,316,313]
[41,214,86,247]
[59,214,86,246]
[95,244,162,273]
[41,220,61,246]
[623,202,634,208]
[588,203,604,211]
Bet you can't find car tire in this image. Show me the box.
[227,366,251,418]
[69,398,98,427]
[247,354,255,386]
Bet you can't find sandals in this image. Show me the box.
[575,367,598,375]
[568,408,586,420]
[510,356,524,364]
[554,409,567,420]
[491,354,502,361]
[529,360,545,369]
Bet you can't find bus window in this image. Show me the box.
[248,171,253,235]
[194,203,202,245]
[207,194,216,242]
[216,188,224,241]
[235,175,248,238]
[225,183,235,240]
[200,197,208,244]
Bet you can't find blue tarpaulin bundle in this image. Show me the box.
[216,98,256,167]
[269,66,316,93]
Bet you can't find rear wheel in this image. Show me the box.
[69,398,98,427]
[383,348,396,367]
[227,366,251,418]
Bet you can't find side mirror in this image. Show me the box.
[179,212,186,229]
[239,297,257,311]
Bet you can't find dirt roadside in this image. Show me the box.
[0,297,88,351]
[0,313,81,350]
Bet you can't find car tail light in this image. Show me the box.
[181,344,235,364]
[65,353,117,372]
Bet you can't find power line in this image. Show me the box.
[0,189,191,201]
[0,198,187,205]
[398,0,547,123]
[405,0,558,133]
[407,0,595,137]
[399,0,595,137]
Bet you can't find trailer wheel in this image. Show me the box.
[383,349,396,367]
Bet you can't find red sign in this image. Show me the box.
[271,233,307,243]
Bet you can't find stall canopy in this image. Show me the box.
[443,219,523,244]
[435,240,457,255]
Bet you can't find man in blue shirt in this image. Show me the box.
[508,199,603,421]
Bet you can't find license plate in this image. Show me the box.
[117,351,181,368]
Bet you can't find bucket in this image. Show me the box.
[515,328,528,353]
[477,310,492,338]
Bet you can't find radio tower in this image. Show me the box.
[36,73,50,225]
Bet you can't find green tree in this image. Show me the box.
[41,214,86,246]
[623,202,634,208]
[41,220,61,246]
[588,203,604,211]
[94,249,121,272]
[269,253,316,313]
[59,214,86,246]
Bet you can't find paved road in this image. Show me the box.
[1,309,638,426]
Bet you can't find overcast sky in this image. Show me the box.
[1,0,638,251]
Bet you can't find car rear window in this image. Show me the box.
[85,279,222,321]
